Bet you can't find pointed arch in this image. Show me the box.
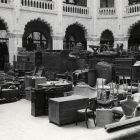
[64,22,87,50]
[0,17,9,70]
[128,20,140,52]
[23,18,53,51]
[100,29,114,46]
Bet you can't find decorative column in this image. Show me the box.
[52,35,64,50]
[87,0,99,48]
[116,0,124,37]
[52,0,63,50]
[87,37,94,52]
[8,33,23,64]
[86,36,100,51]
[8,0,22,65]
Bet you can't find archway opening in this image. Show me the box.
[64,24,87,50]
[128,22,140,52]
[100,29,114,48]
[23,19,52,51]
[0,18,9,70]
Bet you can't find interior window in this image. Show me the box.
[100,0,114,8]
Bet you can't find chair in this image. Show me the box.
[76,98,97,128]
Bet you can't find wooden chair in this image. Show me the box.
[76,98,97,128]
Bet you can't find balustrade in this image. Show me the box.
[0,0,8,4]
[126,3,140,15]
[21,0,54,10]
[98,8,116,16]
[63,4,89,15]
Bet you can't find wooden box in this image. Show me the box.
[49,95,88,126]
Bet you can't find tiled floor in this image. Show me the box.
[0,99,104,140]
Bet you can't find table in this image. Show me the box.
[49,95,88,126]
[37,80,72,92]
[24,76,46,89]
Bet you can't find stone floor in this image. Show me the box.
[0,99,105,140]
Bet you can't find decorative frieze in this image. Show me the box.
[8,33,23,38]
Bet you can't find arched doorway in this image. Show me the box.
[128,21,140,52]
[23,19,52,51]
[64,23,87,50]
[100,29,114,47]
[0,18,9,70]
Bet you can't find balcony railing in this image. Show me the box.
[0,0,8,3]
[98,8,116,16]
[125,3,140,15]
[21,0,54,10]
[63,4,89,15]
[0,0,13,9]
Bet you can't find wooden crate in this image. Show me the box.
[49,95,88,126]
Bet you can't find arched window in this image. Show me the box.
[26,32,48,51]
[100,30,114,48]
[64,24,87,50]
[23,19,52,51]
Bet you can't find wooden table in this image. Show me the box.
[37,80,72,92]
[49,95,88,126]
[24,76,46,89]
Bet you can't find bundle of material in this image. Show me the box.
[105,116,140,132]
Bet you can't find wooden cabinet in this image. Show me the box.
[114,58,136,77]
[31,89,46,117]
[31,87,64,117]
[49,95,88,126]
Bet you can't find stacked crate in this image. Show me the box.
[14,53,33,71]
[114,58,136,77]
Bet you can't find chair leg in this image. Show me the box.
[93,115,96,126]
[75,112,78,126]
[85,114,88,128]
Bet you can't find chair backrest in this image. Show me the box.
[88,98,97,111]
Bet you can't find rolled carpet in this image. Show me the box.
[105,116,140,132]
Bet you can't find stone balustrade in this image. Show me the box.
[21,0,54,10]
[63,3,89,15]
[125,4,140,15]
[0,0,9,4]
[98,8,116,16]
